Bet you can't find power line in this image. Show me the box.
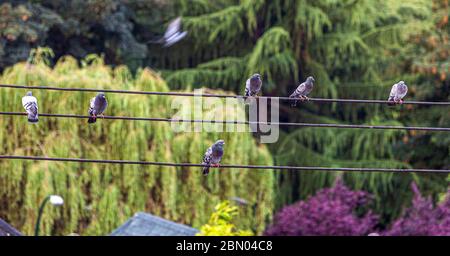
[1,112,449,132]
[0,155,448,173]
[1,84,449,106]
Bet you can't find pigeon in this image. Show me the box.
[148,16,188,47]
[22,91,38,123]
[289,76,315,107]
[244,73,262,99]
[388,81,408,106]
[201,140,225,176]
[88,93,108,124]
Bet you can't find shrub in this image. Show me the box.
[384,183,450,236]
[264,179,378,236]
[197,201,253,236]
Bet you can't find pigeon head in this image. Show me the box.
[213,140,225,149]
[397,81,407,89]
[397,81,407,94]
[97,92,106,99]
[26,91,33,96]
[252,74,261,80]
[306,76,315,83]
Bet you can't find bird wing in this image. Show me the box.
[202,147,213,164]
[163,31,188,48]
[22,96,37,109]
[22,96,38,121]
[294,82,307,96]
[90,97,96,108]
[304,82,313,96]
[244,78,251,96]
[389,83,398,99]
[88,97,96,114]
[164,17,182,39]
[22,96,38,111]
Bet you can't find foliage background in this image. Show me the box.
[0,0,449,234]
[0,55,274,235]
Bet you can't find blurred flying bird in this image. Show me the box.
[388,81,408,106]
[244,73,262,100]
[148,16,188,47]
[289,76,315,107]
[88,93,108,124]
[22,91,38,123]
[201,140,225,176]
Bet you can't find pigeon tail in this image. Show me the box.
[387,96,396,106]
[243,89,251,103]
[88,116,97,124]
[146,36,164,44]
[289,95,298,107]
[26,105,38,123]
[27,117,38,123]
[244,88,251,97]
[202,166,210,176]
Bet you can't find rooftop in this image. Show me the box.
[0,218,22,236]
[110,212,199,236]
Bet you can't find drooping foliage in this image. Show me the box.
[0,52,275,235]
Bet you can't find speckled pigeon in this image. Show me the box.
[88,93,108,124]
[22,91,38,123]
[289,76,315,107]
[388,81,408,106]
[244,73,262,99]
[201,140,225,176]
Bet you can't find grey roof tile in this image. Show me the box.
[110,212,199,236]
[0,218,22,236]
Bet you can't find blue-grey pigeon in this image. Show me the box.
[244,73,262,99]
[201,140,225,176]
[289,76,315,107]
[88,93,108,124]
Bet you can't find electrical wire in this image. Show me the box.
[0,155,448,173]
[1,112,449,131]
[1,84,449,106]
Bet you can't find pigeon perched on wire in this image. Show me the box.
[289,76,315,107]
[148,16,188,48]
[388,81,408,106]
[201,140,225,176]
[244,73,262,100]
[88,93,108,124]
[22,91,38,123]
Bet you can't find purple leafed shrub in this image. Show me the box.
[264,179,378,236]
[384,183,450,236]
